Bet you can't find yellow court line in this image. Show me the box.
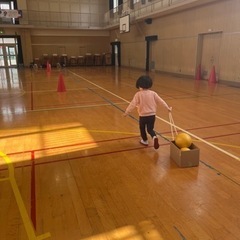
[69,70,240,162]
[157,117,240,162]
[0,151,51,240]
[88,129,139,135]
[94,129,240,150]
[163,135,240,149]
[89,129,240,150]
[196,140,240,149]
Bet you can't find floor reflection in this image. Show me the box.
[0,68,26,115]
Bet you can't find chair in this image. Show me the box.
[60,54,68,67]
[94,54,102,66]
[85,53,93,66]
[69,56,77,66]
[51,54,59,67]
[77,56,85,66]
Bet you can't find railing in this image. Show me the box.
[105,0,195,28]
[18,10,105,29]
[0,0,204,29]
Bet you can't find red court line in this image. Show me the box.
[30,81,33,110]
[30,151,36,230]
[1,130,238,230]
[2,129,239,171]
[7,136,138,157]
[203,132,240,140]
[0,135,168,172]
[4,128,239,160]
[35,144,163,166]
[14,143,170,170]
[159,121,240,138]
[185,122,240,131]
[0,142,162,172]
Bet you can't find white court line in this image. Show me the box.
[69,70,240,162]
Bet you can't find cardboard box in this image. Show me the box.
[170,141,200,167]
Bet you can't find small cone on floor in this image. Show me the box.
[46,61,49,71]
[57,73,66,92]
[208,65,217,83]
[46,61,51,72]
[195,64,202,80]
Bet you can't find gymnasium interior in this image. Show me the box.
[0,0,240,240]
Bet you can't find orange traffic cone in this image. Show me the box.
[195,64,202,80]
[57,73,66,92]
[208,66,217,83]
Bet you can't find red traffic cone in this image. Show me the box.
[208,66,217,83]
[57,73,66,92]
[195,64,202,80]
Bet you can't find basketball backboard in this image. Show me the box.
[120,14,130,33]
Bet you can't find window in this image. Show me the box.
[110,0,123,14]
[0,3,10,9]
[0,1,14,10]
[113,0,118,13]
[0,1,17,24]
[113,0,118,9]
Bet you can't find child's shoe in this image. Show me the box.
[153,136,159,149]
[140,139,148,146]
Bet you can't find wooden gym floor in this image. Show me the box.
[0,66,240,240]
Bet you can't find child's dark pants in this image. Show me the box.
[139,115,156,141]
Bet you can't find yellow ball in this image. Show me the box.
[181,147,190,151]
[175,133,192,148]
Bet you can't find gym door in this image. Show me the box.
[196,32,222,79]
[0,45,18,67]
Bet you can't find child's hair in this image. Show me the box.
[136,75,153,89]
